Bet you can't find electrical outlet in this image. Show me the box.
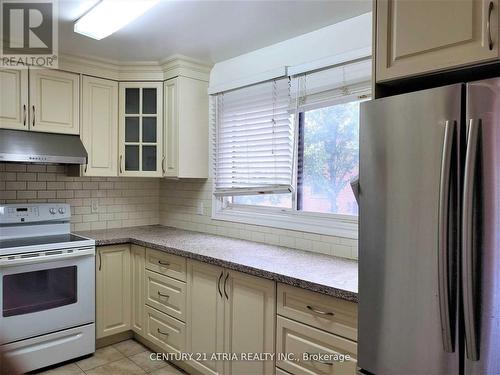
[197,202,204,215]
[91,199,99,213]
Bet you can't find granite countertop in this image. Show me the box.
[77,225,358,302]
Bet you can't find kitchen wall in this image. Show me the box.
[0,162,357,259]
[209,12,371,92]
[0,163,159,231]
[159,179,358,260]
[158,15,366,261]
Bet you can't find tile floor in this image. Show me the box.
[34,339,187,375]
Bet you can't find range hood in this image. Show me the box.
[0,129,88,164]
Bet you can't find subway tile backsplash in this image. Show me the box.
[0,163,357,260]
[159,179,358,260]
[0,163,159,231]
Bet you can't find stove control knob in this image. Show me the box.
[58,207,65,214]
[49,208,57,214]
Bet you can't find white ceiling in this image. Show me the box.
[59,0,371,64]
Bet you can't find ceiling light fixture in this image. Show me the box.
[74,0,159,40]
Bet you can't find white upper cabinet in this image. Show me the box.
[81,76,118,176]
[1,68,79,134]
[163,77,209,178]
[0,69,28,130]
[376,0,499,81]
[29,69,80,134]
[119,82,163,177]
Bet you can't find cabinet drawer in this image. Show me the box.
[277,284,357,341]
[145,270,186,322]
[146,248,186,281]
[145,305,185,354]
[276,316,357,375]
[276,368,292,375]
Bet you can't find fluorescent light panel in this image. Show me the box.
[74,0,159,40]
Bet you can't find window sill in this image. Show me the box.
[212,205,358,239]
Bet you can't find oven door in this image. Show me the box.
[0,247,95,345]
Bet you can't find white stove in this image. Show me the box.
[0,203,96,373]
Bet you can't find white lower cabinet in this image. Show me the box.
[145,305,186,354]
[186,261,225,375]
[276,284,358,375]
[145,248,186,282]
[95,246,358,375]
[276,316,357,375]
[276,368,293,375]
[143,247,187,355]
[186,260,275,375]
[96,245,131,339]
[223,270,276,375]
[145,269,186,321]
[131,245,146,335]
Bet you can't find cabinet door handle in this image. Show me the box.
[162,156,166,174]
[223,272,229,300]
[23,104,26,126]
[32,105,35,127]
[158,260,170,266]
[84,164,88,173]
[306,305,335,316]
[119,155,123,173]
[488,1,494,50]
[157,328,169,336]
[98,252,102,271]
[307,353,333,366]
[217,271,223,298]
[157,291,169,298]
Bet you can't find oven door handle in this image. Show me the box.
[0,247,95,267]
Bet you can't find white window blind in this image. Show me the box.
[213,77,294,197]
[291,58,371,111]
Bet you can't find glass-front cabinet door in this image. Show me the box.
[119,82,163,176]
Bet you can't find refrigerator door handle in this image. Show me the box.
[462,118,481,361]
[438,120,455,353]
[350,176,360,204]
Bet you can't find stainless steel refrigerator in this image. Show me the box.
[359,77,500,374]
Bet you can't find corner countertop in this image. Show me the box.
[77,225,358,302]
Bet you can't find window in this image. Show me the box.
[298,100,362,216]
[232,98,363,215]
[213,77,294,197]
[212,59,371,238]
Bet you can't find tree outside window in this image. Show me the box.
[299,100,360,215]
[232,97,365,217]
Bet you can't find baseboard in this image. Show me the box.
[96,330,134,348]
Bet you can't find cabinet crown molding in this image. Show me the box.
[59,53,212,82]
